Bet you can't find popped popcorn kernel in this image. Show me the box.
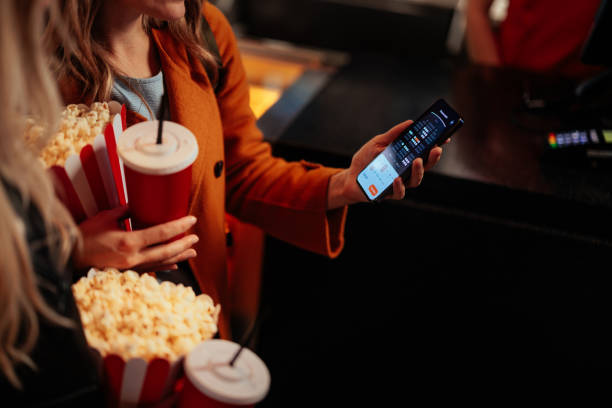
[27,102,116,167]
[72,267,220,362]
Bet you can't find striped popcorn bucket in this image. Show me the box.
[97,352,184,408]
[49,104,130,229]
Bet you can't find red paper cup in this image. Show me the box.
[179,340,270,408]
[117,121,198,230]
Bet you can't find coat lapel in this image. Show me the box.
[150,29,230,336]
[151,27,224,177]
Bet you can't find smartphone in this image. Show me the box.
[357,99,464,201]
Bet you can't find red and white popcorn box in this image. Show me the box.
[72,269,221,407]
[101,353,184,407]
[49,104,130,227]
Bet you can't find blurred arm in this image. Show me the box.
[466,0,501,66]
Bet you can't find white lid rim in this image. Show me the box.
[118,120,199,175]
[185,340,271,405]
[186,374,271,406]
[121,146,198,175]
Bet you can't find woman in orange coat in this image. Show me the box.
[57,0,444,338]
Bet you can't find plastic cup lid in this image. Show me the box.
[184,339,270,405]
[117,121,198,175]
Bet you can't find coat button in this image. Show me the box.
[214,160,224,178]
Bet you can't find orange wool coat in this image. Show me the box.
[62,3,347,339]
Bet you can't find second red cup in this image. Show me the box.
[117,120,198,230]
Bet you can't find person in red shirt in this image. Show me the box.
[466,0,603,78]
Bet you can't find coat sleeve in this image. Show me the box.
[203,3,347,258]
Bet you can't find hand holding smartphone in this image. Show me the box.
[357,99,464,201]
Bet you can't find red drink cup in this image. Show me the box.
[179,340,270,408]
[117,121,198,230]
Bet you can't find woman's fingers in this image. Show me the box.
[133,263,179,274]
[135,249,198,273]
[389,158,424,200]
[373,120,414,145]
[99,205,130,222]
[78,205,129,233]
[157,248,197,266]
[390,177,406,200]
[407,158,425,188]
[137,234,199,266]
[136,216,197,247]
[131,247,197,273]
[424,147,443,171]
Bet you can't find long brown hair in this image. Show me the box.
[0,0,77,389]
[49,0,219,103]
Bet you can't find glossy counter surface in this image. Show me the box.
[266,52,612,243]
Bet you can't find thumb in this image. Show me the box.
[373,120,413,145]
[97,205,130,223]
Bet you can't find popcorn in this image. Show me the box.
[25,102,115,167]
[72,267,220,362]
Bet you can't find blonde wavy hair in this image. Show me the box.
[49,0,219,104]
[0,0,78,389]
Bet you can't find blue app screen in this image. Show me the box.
[357,153,399,200]
[358,103,461,200]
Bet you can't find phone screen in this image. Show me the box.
[357,99,463,201]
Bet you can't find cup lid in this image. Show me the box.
[184,339,270,405]
[117,121,198,175]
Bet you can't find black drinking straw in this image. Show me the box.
[228,311,263,367]
[156,94,166,144]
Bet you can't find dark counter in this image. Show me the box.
[265,52,612,243]
[256,53,612,406]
